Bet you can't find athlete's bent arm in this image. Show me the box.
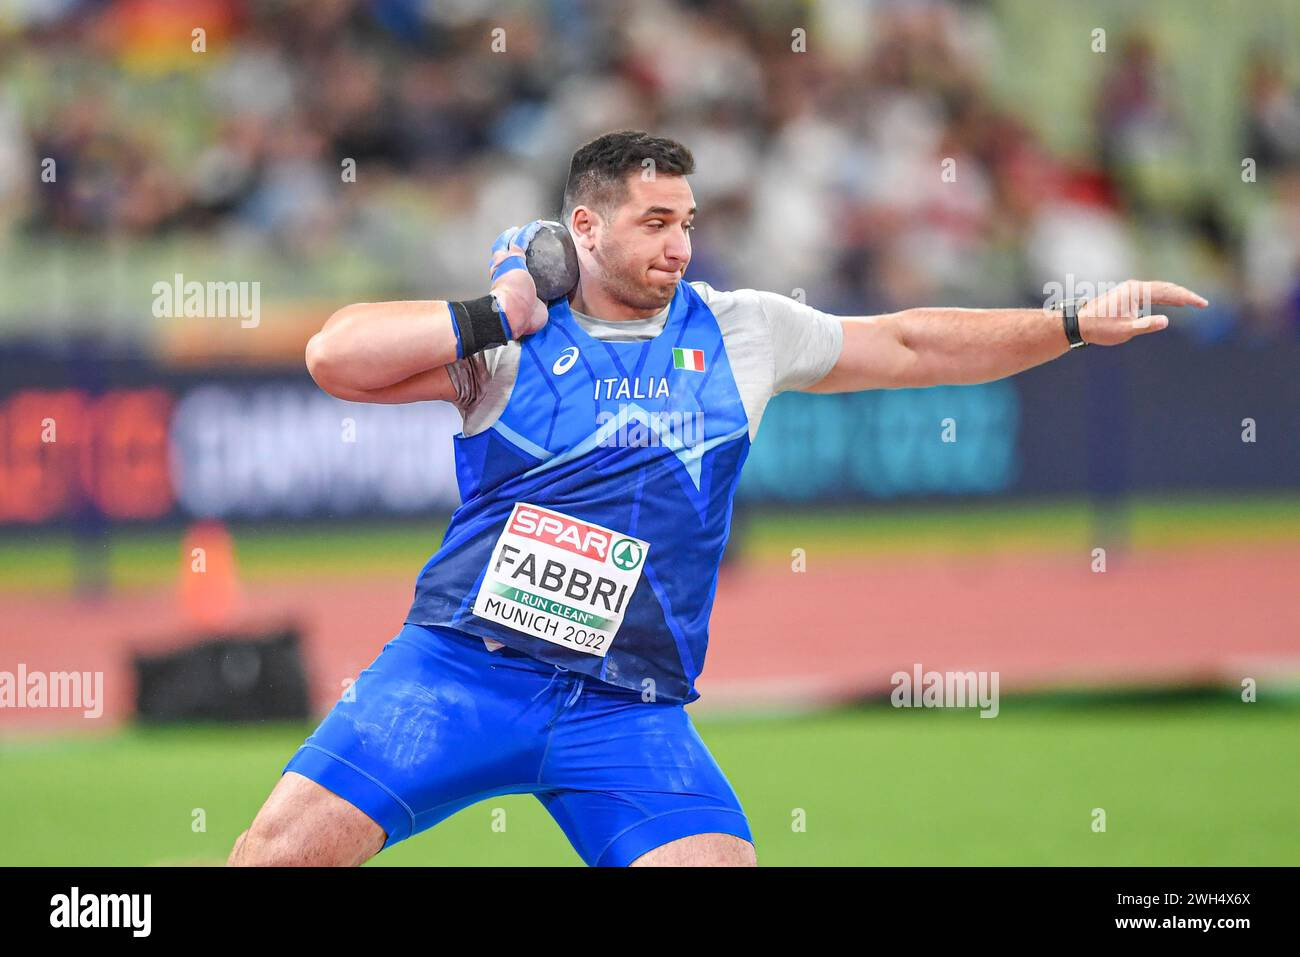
[306,300,462,402]
[808,279,1208,394]
[304,231,549,404]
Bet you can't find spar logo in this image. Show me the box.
[611,538,643,571]
[508,504,616,563]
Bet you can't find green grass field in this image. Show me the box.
[2,494,1298,592]
[2,696,1296,866]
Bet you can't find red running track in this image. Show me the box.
[2,543,1298,732]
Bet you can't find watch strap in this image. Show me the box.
[1058,297,1089,349]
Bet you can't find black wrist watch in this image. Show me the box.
[1054,297,1090,349]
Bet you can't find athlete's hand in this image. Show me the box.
[488,223,550,338]
[1076,279,1209,346]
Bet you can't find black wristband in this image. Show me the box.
[449,294,512,358]
[1058,297,1089,349]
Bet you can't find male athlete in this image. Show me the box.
[228,130,1206,867]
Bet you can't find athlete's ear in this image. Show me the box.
[569,206,599,251]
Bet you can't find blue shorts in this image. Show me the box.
[283,622,752,866]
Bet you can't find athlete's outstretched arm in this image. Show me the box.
[305,232,549,403]
[806,279,1208,394]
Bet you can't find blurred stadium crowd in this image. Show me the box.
[1,0,1298,343]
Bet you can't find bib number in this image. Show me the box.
[472,503,649,657]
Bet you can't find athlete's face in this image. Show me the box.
[578,174,695,311]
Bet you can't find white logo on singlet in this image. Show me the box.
[552,347,580,376]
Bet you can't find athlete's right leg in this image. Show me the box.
[228,771,386,867]
[228,623,563,867]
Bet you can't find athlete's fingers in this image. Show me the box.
[489,243,528,284]
[488,226,523,278]
[1142,282,1209,308]
[1129,314,1169,336]
[515,220,547,252]
[490,226,522,255]
[489,244,526,268]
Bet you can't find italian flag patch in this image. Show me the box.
[672,347,706,372]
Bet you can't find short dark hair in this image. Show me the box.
[561,130,695,223]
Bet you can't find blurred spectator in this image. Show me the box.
[1243,46,1300,172]
[1094,31,1197,217]
[1242,168,1300,339]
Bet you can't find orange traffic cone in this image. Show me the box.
[179,520,242,630]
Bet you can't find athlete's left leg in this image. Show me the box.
[534,676,756,867]
[628,833,756,867]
